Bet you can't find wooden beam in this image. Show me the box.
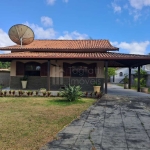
[129,67,131,89]
[137,65,140,92]
[47,60,50,91]
[105,61,108,94]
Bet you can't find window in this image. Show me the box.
[25,62,41,76]
[71,63,88,77]
[119,72,123,76]
[63,62,96,77]
[16,61,48,76]
[16,62,24,75]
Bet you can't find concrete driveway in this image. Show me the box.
[41,84,150,150]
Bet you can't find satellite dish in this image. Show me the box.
[8,24,34,47]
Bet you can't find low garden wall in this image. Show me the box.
[0,71,10,88]
[10,76,104,92]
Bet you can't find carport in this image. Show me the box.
[104,53,150,94]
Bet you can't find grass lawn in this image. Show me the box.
[0,97,96,150]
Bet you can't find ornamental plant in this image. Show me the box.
[20,76,28,81]
[12,90,15,96]
[60,85,82,101]
[35,91,38,96]
[134,69,147,87]
[134,78,147,87]
[47,91,51,97]
[93,81,101,86]
[43,91,46,96]
[123,75,129,84]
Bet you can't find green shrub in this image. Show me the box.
[20,75,28,81]
[134,77,147,87]
[123,75,129,84]
[134,69,147,78]
[60,85,82,101]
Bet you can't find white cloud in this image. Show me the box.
[46,0,56,5]
[111,0,150,21]
[58,31,89,40]
[128,8,142,20]
[63,0,69,3]
[25,22,57,39]
[0,28,15,54]
[25,21,88,40]
[41,16,53,27]
[111,41,150,54]
[129,0,150,10]
[112,2,122,13]
[0,29,14,47]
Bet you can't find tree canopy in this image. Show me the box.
[107,68,116,77]
[0,62,10,69]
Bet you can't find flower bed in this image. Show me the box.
[0,90,103,98]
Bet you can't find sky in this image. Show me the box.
[0,0,150,55]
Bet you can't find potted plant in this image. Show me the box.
[9,90,11,95]
[43,91,46,96]
[18,90,24,96]
[12,90,15,96]
[134,69,148,93]
[140,78,148,93]
[123,75,129,89]
[30,91,33,96]
[0,91,3,97]
[40,88,46,93]
[93,82,101,93]
[35,91,38,96]
[47,91,51,97]
[4,91,7,96]
[27,91,30,96]
[20,76,28,89]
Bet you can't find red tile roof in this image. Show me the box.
[0,40,119,52]
[0,51,150,60]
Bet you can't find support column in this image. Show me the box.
[129,67,131,89]
[47,60,50,91]
[113,75,115,82]
[105,61,108,94]
[137,65,140,92]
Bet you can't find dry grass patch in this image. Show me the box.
[0,97,95,150]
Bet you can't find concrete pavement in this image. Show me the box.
[41,84,150,150]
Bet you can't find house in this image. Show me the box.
[1,39,150,93]
[110,67,137,84]
[110,64,150,87]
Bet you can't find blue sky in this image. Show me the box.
[0,0,150,54]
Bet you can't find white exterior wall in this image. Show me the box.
[110,67,137,83]
[110,64,150,84]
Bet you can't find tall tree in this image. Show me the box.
[108,68,116,78]
[104,67,116,82]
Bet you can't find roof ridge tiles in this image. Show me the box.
[34,39,109,41]
[0,40,119,52]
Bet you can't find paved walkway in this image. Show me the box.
[41,84,150,150]
[107,84,150,96]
